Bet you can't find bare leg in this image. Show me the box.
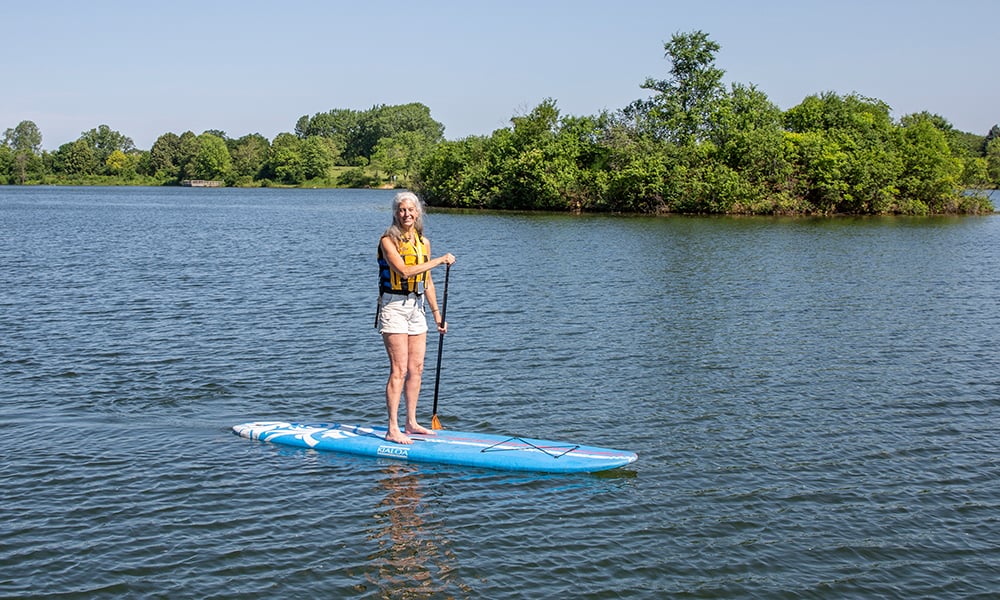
[382,332,413,444]
[403,333,435,436]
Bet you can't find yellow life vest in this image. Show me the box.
[377,234,427,295]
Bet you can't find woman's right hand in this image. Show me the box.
[440,253,456,266]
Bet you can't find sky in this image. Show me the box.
[5,0,998,151]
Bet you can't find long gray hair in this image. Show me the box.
[382,191,426,241]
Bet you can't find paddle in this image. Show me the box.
[430,263,450,430]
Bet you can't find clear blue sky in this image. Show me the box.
[6,0,998,150]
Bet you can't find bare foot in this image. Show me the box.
[385,430,413,444]
[406,423,436,436]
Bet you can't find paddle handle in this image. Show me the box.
[431,263,450,416]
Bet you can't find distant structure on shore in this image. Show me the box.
[180,180,223,187]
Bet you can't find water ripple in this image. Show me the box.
[2,189,1000,598]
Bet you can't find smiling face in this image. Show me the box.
[392,192,424,234]
[396,199,418,229]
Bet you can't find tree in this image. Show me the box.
[105,149,137,178]
[294,103,444,170]
[0,145,13,184]
[149,132,182,179]
[393,130,434,180]
[415,136,491,207]
[3,120,43,184]
[202,129,228,142]
[708,83,790,211]
[637,30,725,144]
[80,124,134,171]
[510,98,560,146]
[897,119,962,213]
[268,132,305,183]
[301,136,336,180]
[986,137,1000,185]
[176,131,201,180]
[56,139,99,175]
[296,108,355,163]
[371,136,407,182]
[784,93,902,213]
[352,103,445,164]
[230,133,270,183]
[415,100,579,210]
[961,156,990,188]
[782,130,850,213]
[190,133,232,181]
[982,125,1000,157]
[593,108,679,213]
[4,120,42,154]
[901,111,981,157]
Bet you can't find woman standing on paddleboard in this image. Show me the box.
[376,191,455,444]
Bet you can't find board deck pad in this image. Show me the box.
[233,421,638,473]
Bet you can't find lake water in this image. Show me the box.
[2,186,999,598]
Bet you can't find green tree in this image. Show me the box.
[708,83,791,212]
[56,139,99,175]
[983,125,1000,154]
[371,136,407,182]
[351,103,444,164]
[301,136,336,180]
[483,100,594,210]
[901,111,982,157]
[3,120,44,183]
[0,145,13,184]
[415,136,491,207]
[4,120,42,154]
[469,103,550,209]
[511,99,560,143]
[268,132,305,183]
[134,150,153,180]
[296,103,444,169]
[637,30,725,144]
[985,137,1000,185]
[897,119,962,213]
[782,130,849,213]
[105,149,137,178]
[202,129,228,142]
[190,133,232,181]
[80,124,134,172]
[601,125,672,213]
[784,93,903,213]
[230,133,270,183]
[961,156,990,188]
[149,132,182,179]
[177,131,201,180]
[296,109,354,162]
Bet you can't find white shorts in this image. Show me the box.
[377,293,428,335]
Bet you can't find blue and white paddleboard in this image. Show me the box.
[233,421,637,473]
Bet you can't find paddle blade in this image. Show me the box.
[431,413,443,430]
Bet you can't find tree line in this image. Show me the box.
[2,30,998,214]
[0,103,443,189]
[415,31,998,215]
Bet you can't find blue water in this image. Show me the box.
[2,186,999,598]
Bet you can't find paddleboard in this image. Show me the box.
[233,421,637,473]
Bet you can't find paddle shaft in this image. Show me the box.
[431,264,450,419]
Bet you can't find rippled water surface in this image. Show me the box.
[2,186,999,598]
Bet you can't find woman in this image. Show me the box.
[376,191,456,444]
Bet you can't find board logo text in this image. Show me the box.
[377,445,410,459]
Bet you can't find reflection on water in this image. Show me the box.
[367,463,468,599]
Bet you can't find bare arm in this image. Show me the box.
[424,271,445,332]
[380,236,453,279]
